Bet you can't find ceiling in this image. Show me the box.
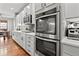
[0,3,28,18]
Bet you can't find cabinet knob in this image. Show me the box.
[28,44,31,47]
[41,3,46,8]
[21,37,23,40]
[28,41,31,43]
[28,37,31,38]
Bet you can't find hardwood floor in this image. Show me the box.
[0,37,29,56]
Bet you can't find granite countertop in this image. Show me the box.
[61,37,79,47]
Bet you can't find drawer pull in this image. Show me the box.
[28,41,31,43]
[28,44,31,47]
[28,37,31,38]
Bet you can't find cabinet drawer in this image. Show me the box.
[27,43,34,48]
[62,44,79,56]
[27,36,34,41]
[27,40,34,45]
[27,48,32,55]
[27,43,34,50]
[27,44,31,48]
[27,44,33,54]
[62,52,71,56]
[27,40,31,43]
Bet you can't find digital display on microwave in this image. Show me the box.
[36,15,56,35]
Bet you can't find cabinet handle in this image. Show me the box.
[28,41,31,43]
[41,3,46,8]
[28,44,31,47]
[21,37,23,40]
[28,37,31,38]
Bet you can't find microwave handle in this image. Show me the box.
[36,36,57,42]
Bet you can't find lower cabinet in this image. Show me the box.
[12,31,35,56]
[25,34,35,56]
[61,43,79,56]
[20,34,26,49]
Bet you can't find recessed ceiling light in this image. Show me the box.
[11,8,14,10]
[27,6,30,9]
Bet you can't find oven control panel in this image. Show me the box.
[36,33,57,39]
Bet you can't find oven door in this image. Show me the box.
[35,36,59,56]
[36,12,60,39]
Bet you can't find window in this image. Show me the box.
[0,21,7,30]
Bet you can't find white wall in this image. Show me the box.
[7,18,15,35]
[8,19,14,31]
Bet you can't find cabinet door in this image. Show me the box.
[61,43,79,56]
[62,52,71,56]
[22,35,26,49]
[12,32,15,40]
[64,3,79,18]
[46,3,53,7]
[35,3,42,11]
[25,35,27,51]
[17,33,21,44]
[20,34,25,49]
[26,35,35,55]
[14,32,18,42]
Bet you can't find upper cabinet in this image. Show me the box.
[15,3,35,31]
[46,3,54,7]
[22,4,35,24]
[64,3,79,18]
[35,3,54,12]
[35,3,42,12]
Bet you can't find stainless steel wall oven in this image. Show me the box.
[35,4,60,56]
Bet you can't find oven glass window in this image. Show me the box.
[36,15,56,34]
[36,38,56,56]
[47,16,56,34]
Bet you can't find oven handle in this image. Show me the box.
[36,36,58,43]
[36,12,59,20]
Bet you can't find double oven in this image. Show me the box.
[35,4,60,56]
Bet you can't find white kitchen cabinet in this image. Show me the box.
[46,3,54,7]
[12,32,18,42]
[12,32,16,40]
[17,32,21,44]
[35,3,42,12]
[62,52,71,56]
[13,32,24,46]
[20,34,26,49]
[25,34,35,55]
[15,32,25,50]
[35,3,54,12]
[19,34,23,46]
[64,3,79,18]
[12,32,35,56]
[61,43,79,56]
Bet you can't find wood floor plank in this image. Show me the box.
[0,37,29,56]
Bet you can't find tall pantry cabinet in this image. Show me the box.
[61,3,79,56]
